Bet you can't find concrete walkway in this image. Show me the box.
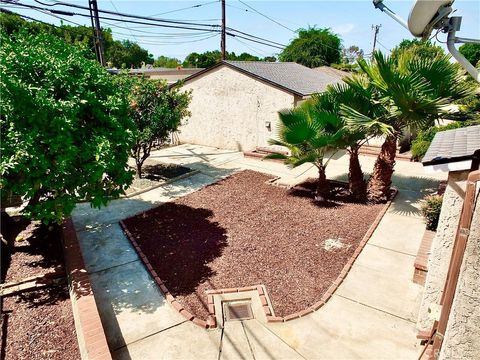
[71,144,446,360]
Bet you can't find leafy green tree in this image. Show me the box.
[0,31,135,224]
[343,51,471,203]
[279,27,342,68]
[263,56,277,62]
[153,55,180,68]
[459,43,480,68]
[391,39,444,61]
[106,39,154,68]
[0,12,115,61]
[342,45,364,64]
[124,77,191,178]
[265,102,346,202]
[183,50,221,68]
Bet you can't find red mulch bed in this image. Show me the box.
[122,170,386,319]
[1,218,80,360]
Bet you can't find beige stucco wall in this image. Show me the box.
[417,170,469,330]
[177,65,296,151]
[439,186,480,360]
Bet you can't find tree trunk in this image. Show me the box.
[315,166,329,203]
[367,133,398,203]
[348,146,366,202]
[135,162,143,179]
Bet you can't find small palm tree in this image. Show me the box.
[265,101,346,202]
[313,77,385,201]
[343,51,472,203]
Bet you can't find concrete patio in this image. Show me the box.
[71,144,446,359]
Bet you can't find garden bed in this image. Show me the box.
[1,218,80,360]
[121,170,387,320]
[125,161,192,196]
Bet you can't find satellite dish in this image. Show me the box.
[408,0,454,39]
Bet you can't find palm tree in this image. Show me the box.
[265,101,346,202]
[343,51,471,203]
[313,77,385,201]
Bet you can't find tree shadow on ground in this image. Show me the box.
[287,178,357,208]
[122,203,229,296]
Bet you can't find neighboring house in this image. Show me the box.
[417,125,480,359]
[108,67,203,85]
[173,60,343,151]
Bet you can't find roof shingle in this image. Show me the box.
[422,124,480,166]
[223,61,342,96]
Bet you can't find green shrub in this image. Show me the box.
[0,30,135,224]
[421,194,443,231]
[411,120,480,160]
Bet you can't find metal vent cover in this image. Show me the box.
[224,302,254,321]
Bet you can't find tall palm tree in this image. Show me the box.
[265,101,346,202]
[343,51,471,203]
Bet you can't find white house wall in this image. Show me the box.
[177,65,296,151]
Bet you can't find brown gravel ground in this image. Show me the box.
[1,219,80,360]
[122,170,386,319]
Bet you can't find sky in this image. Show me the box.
[3,0,479,62]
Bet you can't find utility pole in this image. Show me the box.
[89,0,105,66]
[221,0,226,60]
[371,24,381,59]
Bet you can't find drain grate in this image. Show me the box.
[224,302,254,321]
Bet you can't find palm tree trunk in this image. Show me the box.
[367,133,398,203]
[315,165,329,202]
[348,146,366,202]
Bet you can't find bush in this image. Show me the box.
[411,120,480,160]
[0,31,135,224]
[421,194,443,231]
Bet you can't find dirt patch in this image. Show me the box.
[122,170,386,319]
[126,162,191,195]
[1,218,80,360]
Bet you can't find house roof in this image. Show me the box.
[177,61,343,97]
[422,125,480,166]
[314,66,350,80]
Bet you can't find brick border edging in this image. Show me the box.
[119,220,216,329]
[120,188,398,328]
[62,218,112,360]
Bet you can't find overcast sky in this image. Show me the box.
[3,1,479,61]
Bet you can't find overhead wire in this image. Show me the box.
[150,0,219,17]
[3,0,287,51]
[237,0,295,33]
[108,0,137,42]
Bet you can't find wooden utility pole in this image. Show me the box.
[221,0,226,60]
[371,24,381,59]
[89,0,105,66]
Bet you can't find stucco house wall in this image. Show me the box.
[417,171,468,330]
[440,192,480,359]
[177,65,296,151]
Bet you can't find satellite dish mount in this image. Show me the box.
[373,0,480,82]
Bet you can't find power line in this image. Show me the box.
[151,0,219,17]
[0,7,57,26]
[1,1,222,33]
[2,1,286,50]
[226,27,286,47]
[114,33,219,46]
[108,0,137,43]
[226,32,284,50]
[28,0,219,28]
[237,0,295,33]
